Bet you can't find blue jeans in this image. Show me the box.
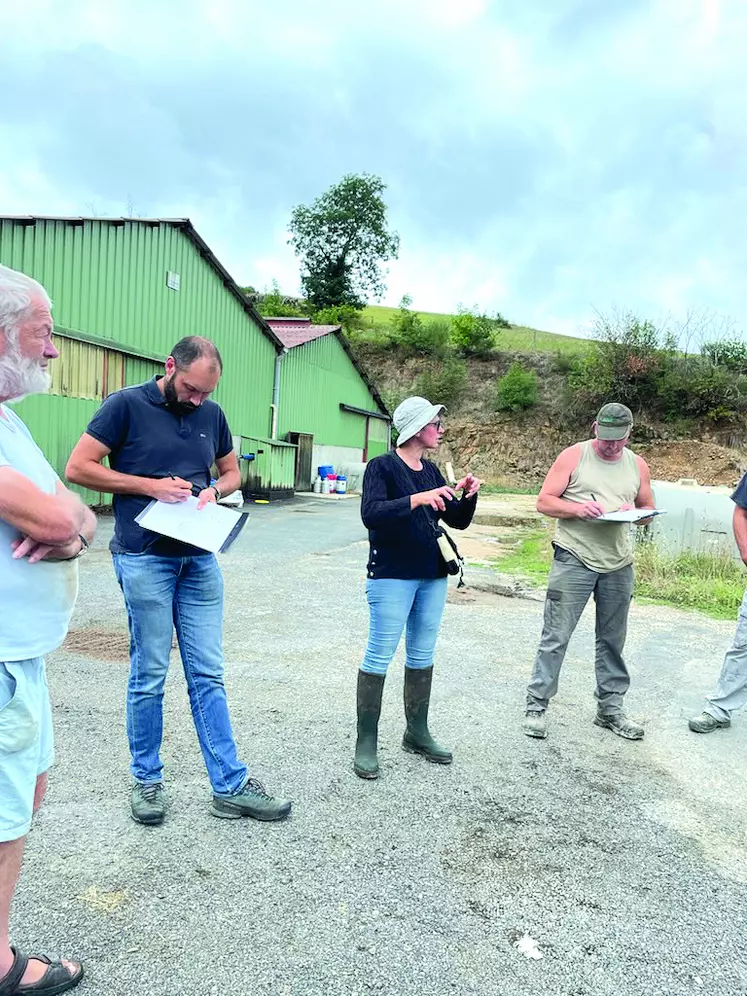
[113,553,247,794]
[361,578,448,676]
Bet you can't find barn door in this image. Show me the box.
[287,432,314,490]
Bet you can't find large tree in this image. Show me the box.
[288,173,400,310]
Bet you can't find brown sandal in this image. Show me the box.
[0,948,83,995]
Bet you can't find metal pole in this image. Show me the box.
[271,348,287,439]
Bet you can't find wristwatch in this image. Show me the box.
[211,484,223,502]
[74,534,89,558]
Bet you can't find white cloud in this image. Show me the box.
[1,0,746,335]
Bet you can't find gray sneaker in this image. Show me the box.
[131,782,165,825]
[594,712,644,740]
[211,778,292,822]
[688,711,731,734]
[523,711,547,739]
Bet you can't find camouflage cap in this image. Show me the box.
[596,402,633,440]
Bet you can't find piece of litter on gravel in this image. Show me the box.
[513,933,543,960]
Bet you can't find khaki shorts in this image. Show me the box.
[0,657,54,842]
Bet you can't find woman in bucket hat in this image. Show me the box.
[354,396,482,779]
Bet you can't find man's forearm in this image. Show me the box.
[80,504,97,543]
[734,509,747,564]
[537,495,581,519]
[214,470,241,496]
[67,460,156,498]
[63,495,96,539]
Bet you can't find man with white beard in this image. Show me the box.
[0,264,96,995]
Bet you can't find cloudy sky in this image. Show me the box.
[1,0,744,337]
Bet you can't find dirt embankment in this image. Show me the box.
[356,344,747,489]
[441,424,747,489]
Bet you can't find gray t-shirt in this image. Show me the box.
[0,405,79,661]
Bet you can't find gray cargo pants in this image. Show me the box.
[526,546,634,715]
[704,589,747,722]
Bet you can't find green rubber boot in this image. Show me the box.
[354,671,385,779]
[402,666,452,764]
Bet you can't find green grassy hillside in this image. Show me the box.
[361,304,592,355]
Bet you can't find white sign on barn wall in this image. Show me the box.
[166,271,181,291]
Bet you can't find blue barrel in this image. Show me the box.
[336,475,348,494]
[318,464,333,479]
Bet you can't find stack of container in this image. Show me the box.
[316,465,349,496]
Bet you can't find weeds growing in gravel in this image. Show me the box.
[493,528,745,619]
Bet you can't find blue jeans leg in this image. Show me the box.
[405,579,448,669]
[114,554,177,785]
[361,579,419,676]
[173,555,247,795]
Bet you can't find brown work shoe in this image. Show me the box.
[594,712,644,740]
[523,711,547,739]
[688,711,730,734]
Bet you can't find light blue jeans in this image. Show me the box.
[113,553,247,794]
[361,578,448,676]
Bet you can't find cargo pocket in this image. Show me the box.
[731,596,747,650]
[0,667,39,754]
[553,547,578,565]
[544,588,562,629]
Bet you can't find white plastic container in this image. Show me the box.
[321,478,330,495]
[312,475,322,494]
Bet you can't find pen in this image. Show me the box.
[168,471,200,496]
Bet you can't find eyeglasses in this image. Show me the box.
[427,419,444,430]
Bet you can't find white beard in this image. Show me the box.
[0,346,52,402]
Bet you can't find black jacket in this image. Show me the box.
[361,451,477,580]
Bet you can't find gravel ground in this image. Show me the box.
[12,497,747,996]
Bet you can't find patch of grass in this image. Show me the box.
[492,528,745,619]
[480,483,540,496]
[634,542,745,619]
[361,305,592,355]
[495,528,553,585]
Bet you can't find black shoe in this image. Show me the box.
[130,782,165,825]
[211,778,292,821]
[594,712,644,740]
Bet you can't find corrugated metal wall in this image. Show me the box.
[9,333,162,505]
[0,218,277,436]
[8,393,105,505]
[367,415,388,458]
[124,355,162,387]
[278,333,386,453]
[0,219,390,500]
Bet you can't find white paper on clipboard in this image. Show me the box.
[593,508,667,523]
[135,496,249,553]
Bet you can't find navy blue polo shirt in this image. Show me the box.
[85,376,234,556]
[733,474,747,510]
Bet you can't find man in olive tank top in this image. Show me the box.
[523,404,655,741]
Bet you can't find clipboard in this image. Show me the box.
[592,508,667,524]
[135,496,249,553]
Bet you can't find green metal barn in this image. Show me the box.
[0,216,390,500]
[265,317,390,491]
